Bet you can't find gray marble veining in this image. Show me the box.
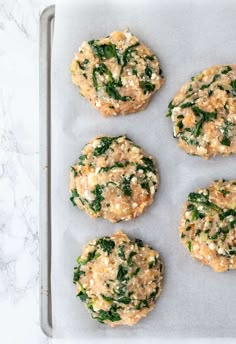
[0,0,51,343]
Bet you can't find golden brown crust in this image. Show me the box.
[73,231,163,326]
[70,30,164,116]
[167,65,236,159]
[179,179,236,272]
[70,135,159,223]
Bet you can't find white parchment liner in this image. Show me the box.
[51,0,236,338]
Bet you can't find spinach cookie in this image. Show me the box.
[73,231,163,326]
[167,65,236,158]
[70,135,159,222]
[70,30,164,116]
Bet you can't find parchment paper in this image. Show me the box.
[51,0,236,339]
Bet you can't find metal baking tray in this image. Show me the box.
[39,4,55,338]
[39,1,236,339]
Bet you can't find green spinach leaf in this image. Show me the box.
[97,237,115,255]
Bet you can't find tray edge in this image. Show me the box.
[39,4,55,338]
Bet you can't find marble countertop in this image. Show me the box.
[0,0,235,343]
[0,0,51,343]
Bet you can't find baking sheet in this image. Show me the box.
[51,0,236,339]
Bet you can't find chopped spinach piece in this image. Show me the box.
[97,237,115,255]
[220,120,234,147]
[140,81,155,94]
[177,120,184,129]
[188,192,221,212]
[166,100,175,117]
[200,74,221,90]
[188,241,192,252]
[187,84,193,93]
[192,106,217,120]
[134,238,144,247]
[96,305,121,323]
[117,296,131,304]
[70,189,84,206]
[219,209,236,220]
[89,185,104,213]
[117,265,128,282]
[88,40,104,59]
[221,66,232,74]
[188,192,209,203]
[92,63,113,91]
[230,80,236,96]
[180,127,199,145]
[77,290,88,302]
[142,156,154,169]
[187,204,205,220]
[145,66,152,78]
[74,250,100,283]
[127,251,137,266]
[77,61,85,70]
[88,41,117,60]
[209,233,218,240]
[149,256,157,269]
[87,250,101,263]
[200,84,209,90]
[212,74,221,82]
[196,229,201,236]
[135,299,149,310]
[180,102,194,108]
[93,136,119,156]
[220,137,231,146]
[77,59,89,70]
[136,156,155,174]
[140,180,150,193]
[114,284,126,297]
[130,267,140,278]
[87,303,94,311]
[103,44,117,59]
[105,83,132,101]
[219,189,230,196]
[92,61,127,99]
[149,287,159,300]
[192,106,217,137]
[71,166,77,177]
[132,68,138,75]
[208,89,213,96]
[121,175,133,196]
[73,266,85,283]
[118,245,126,260]
[146,55,155,61]
[181,233,186,238]
[121,42,140,70]
[78,154,87,166]
[101,294,113,302]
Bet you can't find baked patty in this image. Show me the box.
[73,231,163,326]
[167,65,236,158]
[70,135,159,223]
[70,30,164,116]
[179,179,236,272]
